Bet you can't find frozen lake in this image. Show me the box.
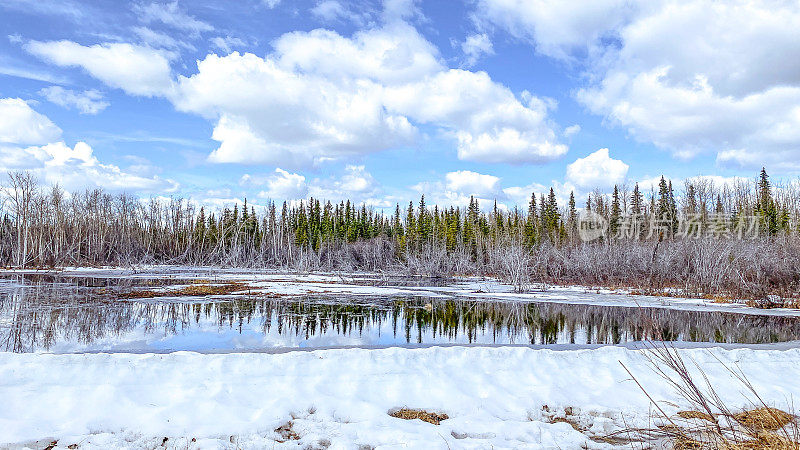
[2,270,800,353]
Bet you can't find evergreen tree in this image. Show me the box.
[756,167,778,235]
[630,183,643,215]
[610,185,621,237]
[525,192,538,247]
[567,191,577,239]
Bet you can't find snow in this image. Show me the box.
[2,345,800,449]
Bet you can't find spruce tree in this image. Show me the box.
[610,185,621,237]
[567,191,577,239]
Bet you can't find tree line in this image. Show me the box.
[1,169,799,299]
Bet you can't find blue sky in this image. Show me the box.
[0,0,798,211]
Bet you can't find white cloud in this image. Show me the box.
[304,165,382,202]
[0,98,175,192]
[210,36,246,54]
[565,148,629,189]
[171,22,565,167]
[0,141,177,192]
[245,165,383,203]
[384,70,567,163]
[480,0,800,169]
[382,0,422,23]
[25,5,567,168]
[132,26,195,51]
[133,1,213,36]
[445,170,501,197]
[0,98,62,145]
[251,168,309,200]
[333,165,378,193]
[475,0,632,61]
[311,1,348,21]
[461,33,493,66]
[25,40,174,97]
[563,124,580,137]
[39,86,109,114]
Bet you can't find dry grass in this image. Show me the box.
[734,407,794,431]
[274,421,300,442]
[677,410,716,422]
[616,343,800,449]
[389,408,449,425]
[118,282,249,299]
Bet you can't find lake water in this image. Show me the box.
[1,273,799,353]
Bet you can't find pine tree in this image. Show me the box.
[542,188,560,240]
[393,204,403,242]
[656,176,673,237]
[567,191,577,239]
[417,195,430,243]
[194,207,206,248]
[405,201,416,249]
[610,185,621,237]
[756,167,778,235]
[525,192,538,247]
[630,183,643,215]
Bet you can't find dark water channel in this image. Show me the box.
[1,273,799,353]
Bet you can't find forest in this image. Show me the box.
[1,168,799,300]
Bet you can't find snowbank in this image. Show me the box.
[2,346,799,449]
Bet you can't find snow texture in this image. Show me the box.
[2,346,800,449]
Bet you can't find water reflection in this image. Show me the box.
[1,276,799,353]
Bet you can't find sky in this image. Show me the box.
[0,0,798,212]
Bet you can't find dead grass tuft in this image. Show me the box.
[678,410,716,422]
[274,421,300,442]
[734,407,794,431]
[617,343,800,449]
[722,431,797,449]
[389,408,449,425]
[673,436,706,449]
[118,282,249,299]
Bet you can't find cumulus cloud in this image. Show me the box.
[39,86,109,114]
[445,170,501,198]
[245,165,383,203]
[301,165,383,204]
[248,168,309,200]
[26,7,567,168]
[333,165,378,193]
[0,141,177,192]
[174,22,565,166]
[461,33,493,66]
[25,40,174,97]
[0,98,62,145]
[565,148,629,189]
[0,97,175,192]
[384,70,567,163]
[475,0,632,61]
[479,0,800,170]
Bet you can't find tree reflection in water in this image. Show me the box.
[1,276,799,352]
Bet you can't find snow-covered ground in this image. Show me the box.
[3,346,800,449]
